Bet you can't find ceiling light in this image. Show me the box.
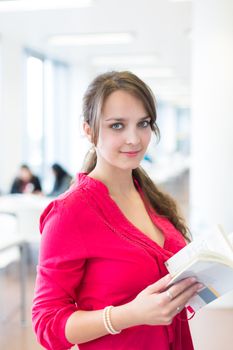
[169,0,192,2]
[150,84,190,107]
[48,32,134,46]
[132,67,175,79]
[91,54,159,67]
[155,86,190,96]
[0,0,93,12]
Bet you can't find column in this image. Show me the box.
[190,0,233,234]
[0,36,24,192]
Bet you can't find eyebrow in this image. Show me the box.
[104,116,151,122]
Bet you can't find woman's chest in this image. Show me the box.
[76,194,185,306]
[112,196,165,248]
[78,221,169,306]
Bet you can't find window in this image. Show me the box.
[24,50,70,190]
[25,55,44,171]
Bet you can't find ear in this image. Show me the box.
[83,121,93,143]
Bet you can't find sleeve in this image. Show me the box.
[32,199,87,350]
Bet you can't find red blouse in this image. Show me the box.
[32,172,194,350]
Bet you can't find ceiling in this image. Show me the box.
[0,0,192,106]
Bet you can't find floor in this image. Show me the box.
[0,264,76,350]
[0,265,42,350]
[1,171,232,350]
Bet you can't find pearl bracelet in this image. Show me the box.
[103,306,121,335]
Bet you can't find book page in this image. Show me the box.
[173,261,233,312]
[165,226,233,276]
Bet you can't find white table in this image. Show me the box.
[0,194,52,242]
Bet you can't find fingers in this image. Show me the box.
[137,276,201,326]
[165,277,198,300]
[146,274,172,293]
[173,280,202,307]
[166,280,203,317]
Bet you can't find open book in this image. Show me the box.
[165,226,233,313]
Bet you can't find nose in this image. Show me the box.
[125,127,140,145]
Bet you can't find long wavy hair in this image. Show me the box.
[81,71,190,241]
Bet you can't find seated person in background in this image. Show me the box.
[48,163,72,197]
[10,164,42,194]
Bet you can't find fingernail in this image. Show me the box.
[197,283,204,290]
[190,277,197,283]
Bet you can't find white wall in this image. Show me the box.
[69,63,91,175]
[0,35,24,192]
[190,0,233,233]
[0,37,93,193]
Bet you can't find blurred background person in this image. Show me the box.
[10,164,42,195]
[48,163,72,197]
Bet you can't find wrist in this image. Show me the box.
[110,301,141,331]
[103,306,121,334]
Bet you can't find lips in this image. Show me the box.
[120,150,142,157]
[121,150,141,154]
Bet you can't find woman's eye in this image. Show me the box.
[139,120,150,128]
[111,123,123,130]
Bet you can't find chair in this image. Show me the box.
[0,211,28,326]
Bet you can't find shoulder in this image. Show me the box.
[39,186,91,263]
[40,183,91,234]
[39,184,93,260]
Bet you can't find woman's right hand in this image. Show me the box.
[128,274,202,326]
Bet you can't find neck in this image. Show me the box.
[88,163,136,198]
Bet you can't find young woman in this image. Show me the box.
[32,71,201,350]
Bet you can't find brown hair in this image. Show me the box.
[82,71,190,240]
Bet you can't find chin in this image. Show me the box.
[103,155,142,171]
[118,161,141,171]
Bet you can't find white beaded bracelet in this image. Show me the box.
[103,306,121,335]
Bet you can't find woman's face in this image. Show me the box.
[94,90,152,171]
[19,168,31,182]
